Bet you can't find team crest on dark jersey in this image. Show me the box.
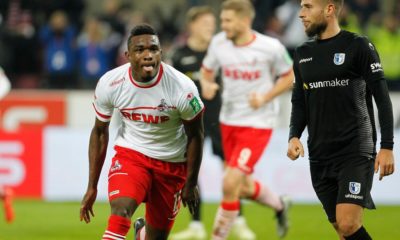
[333,53,345,65]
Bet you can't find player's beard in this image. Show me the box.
[305,19,328,38]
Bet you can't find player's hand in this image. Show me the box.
[200,81,219,100]
[181,184,200,216]
[249,92,269,109]
[374,149,395,181]
[80,188,97,223]
[287,137,304,160]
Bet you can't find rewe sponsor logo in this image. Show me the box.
[299,57,313,64]
[306,78,350,89]
[223,68,261,81]
[120,111,170,124]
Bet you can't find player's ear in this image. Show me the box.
[325,3,335,18]
[125,51,130,60]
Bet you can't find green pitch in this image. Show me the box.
[0,199,399,239]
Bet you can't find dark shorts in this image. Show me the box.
[310,156,376,223]
[203,97,224,160]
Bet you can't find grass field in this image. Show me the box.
[0,200,399,239]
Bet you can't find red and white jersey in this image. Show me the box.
[202,31,292,128]
[93,62,204,162]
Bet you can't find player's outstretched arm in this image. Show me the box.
[182,114,204,215]
[80,118,110,223]
[287,137,304,161]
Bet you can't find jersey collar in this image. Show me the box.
[129,63,164,88]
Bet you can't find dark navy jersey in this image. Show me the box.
[289,30,394,163]
[171,45,222,131]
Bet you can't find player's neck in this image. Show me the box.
[233,29,254,46]
[187,36,209,52]
[318,21,341,40]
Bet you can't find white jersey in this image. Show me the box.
[93,62,204,162]
[0,66,11,100]
[202,31,292,128]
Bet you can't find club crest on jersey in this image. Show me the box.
[349,182,361,195]
[157,99,171,112]
[333,53,345,65]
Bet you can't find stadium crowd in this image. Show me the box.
[0,0,399,90]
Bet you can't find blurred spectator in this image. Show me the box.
[97,0,125,68]
[39,10,78,89]
[339,3,363,34]
[252,0,285,33]
[347,0,379,32]
[77,16,112,89]
[275,0,308,56]
[368,15,400,90]
[34,0,85,31]
[0,0,41,88]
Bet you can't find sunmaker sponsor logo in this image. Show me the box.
[306,78,350,89]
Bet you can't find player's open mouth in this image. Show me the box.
[142,64,155,72]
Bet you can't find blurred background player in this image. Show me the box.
[0,66,15,223]
[169,6,255,240]
[200,0,294,239]
[79,24,204,240]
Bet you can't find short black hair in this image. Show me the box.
[127,24,158,49]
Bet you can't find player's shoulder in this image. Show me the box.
[254,31,282,46]
[162,63,191,84]
[162,62,195,89]
[96,63,129,91]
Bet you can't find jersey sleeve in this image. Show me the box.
[177,80,205,121]
[93,77,114,122]
[273,41,293,76]
[202,36,220,72]
[289,49,307,140]
[355,37,394,149]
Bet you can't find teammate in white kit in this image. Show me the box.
[80,24,205,240]
[0,66,14,224]
[200,1,294,239]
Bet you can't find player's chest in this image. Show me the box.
[297,48,356,83]
[115,88,179,124]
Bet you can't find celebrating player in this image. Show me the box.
[80,24,205,240]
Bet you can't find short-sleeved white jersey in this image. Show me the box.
[202,31,292,128]
[93,62,204,162]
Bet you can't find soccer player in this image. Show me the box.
[200,1,294,239]
[169,6,255,240]
[0,66,11,100]
[0,66,14,224]
[79,24,205,240]
[287,0,395,239]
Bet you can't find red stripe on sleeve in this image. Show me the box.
[92,103,111,119]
